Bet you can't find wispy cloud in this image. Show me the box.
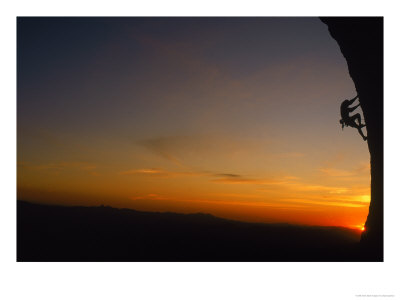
[282,198,367,208]
[292,183,348,193]
[319,168,355,177]
[136,135,273,168]
[120,168,301,188]
[121,167,301,187]
[211,173,260,184]
[318,153,370,180]
[319,161,370,179]
[214,173,241,178]
[119,167,208,178]
[137,137,183,166]
[120,168,166,176]
[212,177,260,184]
[211,173,298,186]
[120,165,370,210]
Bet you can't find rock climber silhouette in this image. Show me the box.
[339,95,367,141]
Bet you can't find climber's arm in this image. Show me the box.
[348,95,359,105]
[349,103,360,112]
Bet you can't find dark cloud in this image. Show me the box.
[214,173,241,178]
[136,137,183,165]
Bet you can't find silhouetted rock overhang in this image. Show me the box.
[320,17,383,261]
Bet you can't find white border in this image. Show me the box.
[1,1,399,300]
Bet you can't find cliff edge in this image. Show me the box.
[320,17,383,260]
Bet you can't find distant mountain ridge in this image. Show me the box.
[16,200,356,229]
[17,200,366,262]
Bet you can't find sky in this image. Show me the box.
[17,17,370,229]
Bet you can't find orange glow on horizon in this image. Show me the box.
[351,225,366,231]
[17,168,371,229]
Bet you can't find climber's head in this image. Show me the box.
[341,99,350,108]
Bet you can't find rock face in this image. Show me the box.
[320,17,383,260]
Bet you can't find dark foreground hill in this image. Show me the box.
[17,200,368,262]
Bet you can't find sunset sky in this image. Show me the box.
[17,17,370,229]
